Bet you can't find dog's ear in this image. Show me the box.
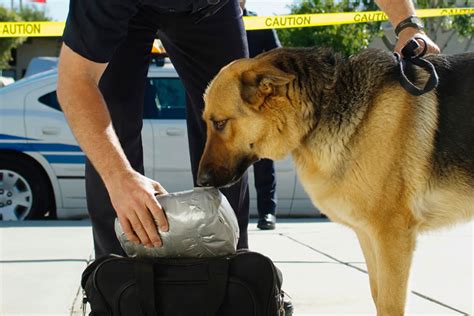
[240,67,294,106]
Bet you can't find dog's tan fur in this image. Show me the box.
[197,47,474,315]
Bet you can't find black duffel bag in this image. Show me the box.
[81,250,286,316]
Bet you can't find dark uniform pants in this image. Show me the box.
[85,1,250,258]
[253,159,277,216]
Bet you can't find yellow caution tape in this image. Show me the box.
[244,7,474,30]
[0,8,472,37]
[0,21,65,37]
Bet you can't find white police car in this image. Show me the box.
[0,62,316,221]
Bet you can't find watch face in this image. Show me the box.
[412,17,424,27]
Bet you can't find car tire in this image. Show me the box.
[0,154,54,221]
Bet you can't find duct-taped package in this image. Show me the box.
[114,187,239,258]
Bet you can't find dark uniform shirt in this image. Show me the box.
[63,0,223,63]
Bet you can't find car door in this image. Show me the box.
[144,73,193,193]
[24,80,154,211]
[24,81,85,210]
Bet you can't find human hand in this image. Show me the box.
[105,170,168,248]
[395,28,440,57]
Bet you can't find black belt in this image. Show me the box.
[394,37,439,96]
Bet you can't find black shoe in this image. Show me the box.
[257,214,276,230]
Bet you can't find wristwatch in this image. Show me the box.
[395,15,424,37]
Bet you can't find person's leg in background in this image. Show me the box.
[253,158,277,230]
[85,7,159,258]
[157,0,250,248]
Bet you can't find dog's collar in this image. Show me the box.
[394,37,439,96]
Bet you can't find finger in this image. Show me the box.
[414,39,427,56]
[152,180,168,195]
[118,216,139,244]
[128,211,152,247]
[427,43,440,54]
[147,194,169,233]
[135,202,163,247]
[414,36,439,55]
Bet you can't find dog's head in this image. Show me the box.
[197,57,297,188]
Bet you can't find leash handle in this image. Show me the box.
[395,37,439,96]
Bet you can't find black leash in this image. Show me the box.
[394,37,439,96]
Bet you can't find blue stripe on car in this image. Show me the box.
[44,155,86,164]
[31,143,82,152]
[0,134,36,141]
[0,142,82,152]
[0,134,85,164]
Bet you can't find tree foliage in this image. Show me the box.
[415,0,473,51]
[0,5,51,69]
[18,5,50,21]
[277,0,473,54]
[0,6,23,68]
[277,0,382,56]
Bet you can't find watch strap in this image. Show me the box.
[395,15,424,37]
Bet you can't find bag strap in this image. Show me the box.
[135,260,158,316]
[206,258,230,316]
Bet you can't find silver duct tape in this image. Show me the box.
[114,187,239,258]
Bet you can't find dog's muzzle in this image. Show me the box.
[197,155,259,188]
[197,168,214,187]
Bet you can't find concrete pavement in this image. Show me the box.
[1,219,472,315]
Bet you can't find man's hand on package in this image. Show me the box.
[106,170,168,248]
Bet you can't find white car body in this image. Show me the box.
[0,62,317,220]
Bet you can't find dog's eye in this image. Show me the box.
[213,119,228,131]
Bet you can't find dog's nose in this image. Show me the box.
[197,169,214,187]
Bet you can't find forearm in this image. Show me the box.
[57,44,168,246]
[375,0,439,54]
[57,74,133,185]
[375,0,417,28]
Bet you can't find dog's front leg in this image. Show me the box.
[372,225,417,316]
[356,230,378,305]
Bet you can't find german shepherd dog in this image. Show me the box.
[197,47,474,315]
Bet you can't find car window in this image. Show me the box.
[38,91,61,111]
[144,78,186,119]
[37,77,186,120]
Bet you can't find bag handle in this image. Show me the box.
[134,258,229,316]
[135,260,158,316]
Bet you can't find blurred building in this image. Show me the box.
[6,37,61,79]
[4,37,168,80]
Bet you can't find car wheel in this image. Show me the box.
[0,155,53,220]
